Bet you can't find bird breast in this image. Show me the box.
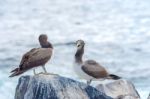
[73,62,94,80]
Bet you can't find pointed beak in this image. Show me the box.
[77,43,81,47]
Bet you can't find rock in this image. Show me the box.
[15,73,112,99]
[96,79,140,99]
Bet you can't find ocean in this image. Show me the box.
[0,0,149,98]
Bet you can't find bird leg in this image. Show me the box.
[87,79,92,85]
[42,65,47,73]
[33,69,36,75]
[41,65,59,76]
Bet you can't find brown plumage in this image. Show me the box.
[74,40,121,85]
[9,48,52,77]
[39,34,53,48]
[81,60,108,78]
[10,34,53,77]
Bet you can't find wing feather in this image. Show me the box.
[19,48,52,69]
[81,60,108,78]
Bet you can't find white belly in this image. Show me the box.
[73,63,94,80]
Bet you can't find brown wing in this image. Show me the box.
[19,48,38,68]
[19,48,52,70]
[81,60,108,78]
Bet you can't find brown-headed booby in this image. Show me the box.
[74,40,120,85]
[9,34,53,77]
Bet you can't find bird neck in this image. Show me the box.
[40,42,53,48]
[75,47,84,64]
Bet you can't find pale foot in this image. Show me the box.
[37,72,59,76]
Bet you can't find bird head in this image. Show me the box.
[39,34,48,44]
[76,40,85,50]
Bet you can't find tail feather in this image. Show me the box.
[9,68,26,77]
[108,74,121,80]
[10,68,19,73]
[9,70,25,77]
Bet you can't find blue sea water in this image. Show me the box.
[0,0,149,98]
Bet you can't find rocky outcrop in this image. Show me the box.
[15,73,141,99]
[15,73,112,99]
[96,79,140,99]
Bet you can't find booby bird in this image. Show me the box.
[74,40,120,85]
[39,34,53,48]
[9,35,53,77]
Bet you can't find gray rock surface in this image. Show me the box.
[96,79,140,99]
[15,73,112,99]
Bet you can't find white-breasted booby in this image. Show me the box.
[74,40,120,85]
[9,34,53,77]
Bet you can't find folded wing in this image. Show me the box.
[9,48,52,77]
[81,60,108,78]
[21,48,52,69]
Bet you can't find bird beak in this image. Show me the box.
[77,43,81,47]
